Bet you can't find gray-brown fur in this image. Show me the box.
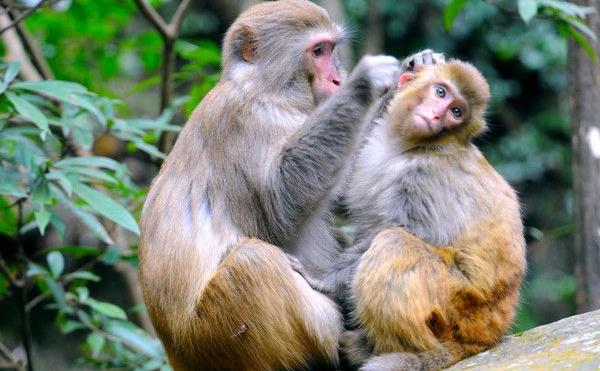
[138,1,403,370]
[330,61,526,370]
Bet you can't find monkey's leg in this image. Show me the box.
[347,227,464,371]
[352,227,453,354]
[177,238,342,371]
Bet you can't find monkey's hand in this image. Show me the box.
[350,55,402,101]
[401,49,445,72]
[287,254,330,294]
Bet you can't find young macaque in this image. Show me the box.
[335,60,527,370]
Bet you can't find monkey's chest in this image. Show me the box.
[362,170,482,247]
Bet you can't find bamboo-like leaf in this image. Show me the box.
[6,92,49,139]
[518,0,539,23]
[87,332,105,358]
[34,208,52,236]
[86,298,127,319]
[47,251,65,278]
[72,181,139,235]
[443,0,468,31]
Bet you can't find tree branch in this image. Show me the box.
[11,9,54,80]
[132,0,170,39]
[132,0,192,153]
[0,0,46,35]
[14,202,33,371]
[0,8,42,81]
[0,252,22,288]
[168,0,191,37]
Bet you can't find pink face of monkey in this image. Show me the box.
[398,72,469,138]
[305,33,342,99]
[397,71,469,138]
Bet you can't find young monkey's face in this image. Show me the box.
[396,67,470,139]
[388,61,489,148]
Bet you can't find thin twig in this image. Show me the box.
[132,0,170,39]
[132,0,191,153]
[11,10,54,80]
[169,0,191,37]
[25,257,99,312]
[0,253,21,288]
[15,202,33,371]
[0,339,14,362]
[0,0,46,35]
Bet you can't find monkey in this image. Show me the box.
[136,1,415,370]
[329,60,527,371]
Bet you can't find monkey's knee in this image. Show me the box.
[190,239,341,370]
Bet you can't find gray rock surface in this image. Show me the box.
[449,310,600,370]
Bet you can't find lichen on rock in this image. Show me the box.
[449,310,600,370]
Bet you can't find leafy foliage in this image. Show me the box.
[0,61,174,369]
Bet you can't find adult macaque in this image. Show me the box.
[334,61,526,370]
[138,1,409,370]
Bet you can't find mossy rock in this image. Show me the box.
[449,310,600,370]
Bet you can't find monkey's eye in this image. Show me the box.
[312,43,325,57]
[451,107,463,119]
[435,85,446,98]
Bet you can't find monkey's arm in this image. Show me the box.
[264,57,400,241]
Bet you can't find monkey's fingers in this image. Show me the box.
[401,49,446,72]
[286,253,328,293]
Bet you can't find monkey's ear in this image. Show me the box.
[236,25,257,63]
[398,72,415,88]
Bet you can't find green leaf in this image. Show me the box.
[60,320,85,334]
[6,92,49,139]
[72,181,139,235]
[26,262,48,277]
[0,177,27,198]
[87,332,105,358]
[12,80,89,95]
[40,245,102,259]
[55,156,123,171]
[0,197,17,235]
[42,276,67,310]
[76,286,89,302]
[65,202,114,244]
[540,0,595,18]
[12,81,104,123]
[518,0,538,23]
[47,170,73,197]
[560,14,598,41]
[63,167,117,184]
[130,140,165,159]
[31,175,51,208]
[443,0,468,31]
[562,23,598,60]
[1,62,21,94]
[105,320,164,357]
[86,298,127,319]
[47,251,65,278]
[100,245,122,265]
[49,212,66,238]
[34,207,51,235]
[64,271,100,282]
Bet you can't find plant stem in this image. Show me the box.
[15,201,33,371]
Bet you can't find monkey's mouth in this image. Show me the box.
[414,113,439,135]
